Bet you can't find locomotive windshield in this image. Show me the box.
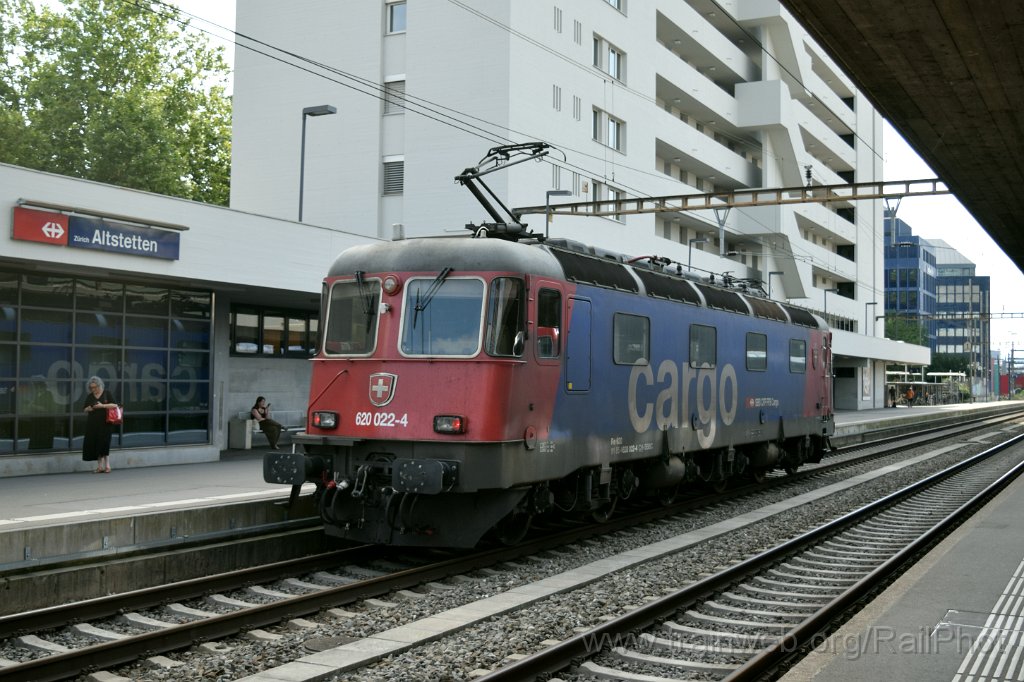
[323,279,380,355]
[400,277,484,356]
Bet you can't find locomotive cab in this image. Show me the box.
[266,239,570,547]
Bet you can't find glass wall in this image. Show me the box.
[0,271,212,454]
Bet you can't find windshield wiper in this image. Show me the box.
[354,271,375,317]
[413,267,452,328]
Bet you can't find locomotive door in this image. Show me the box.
[565,297,591,391]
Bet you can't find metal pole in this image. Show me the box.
[299,114,308,222]
[713,206,730,257]
[545,189,571,239]
[688,238,706,271]
[298,105,337,223]
[865,301,878,335]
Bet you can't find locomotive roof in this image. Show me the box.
[328,237,826,330]
[327,237,565,279]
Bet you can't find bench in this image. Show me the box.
[228,410,306,450]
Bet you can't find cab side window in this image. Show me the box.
[537,289,561,358]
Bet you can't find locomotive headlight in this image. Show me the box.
[433,415,466,434]
[312,411,338,428]
[382,274,401,295]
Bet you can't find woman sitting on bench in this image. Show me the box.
[250,396,283,450]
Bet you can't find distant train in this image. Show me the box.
[265,234,834,548]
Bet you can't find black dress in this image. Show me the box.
[82,390,114,462]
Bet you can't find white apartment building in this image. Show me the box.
[230,0,927,408]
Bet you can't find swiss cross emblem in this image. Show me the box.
[369,373,398,407]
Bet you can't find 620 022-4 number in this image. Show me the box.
[354,411,409,428]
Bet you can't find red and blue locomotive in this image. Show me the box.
[264,144,834,548]
[266,235,833,547]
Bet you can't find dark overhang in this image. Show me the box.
[779,1,1024,273]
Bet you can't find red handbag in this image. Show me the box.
[106,405,123,425]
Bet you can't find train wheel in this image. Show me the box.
[591,496,618,523]
[749,469,767,484]
[658,484,681,506]
[495,510,533,546]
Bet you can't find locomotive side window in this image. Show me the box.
[613,313,649,365]
[536,288,561,358]
[484,277,525,357]
[746,332,767,371]
[323,280,380,355]
[789,339,807,373]
[689,324,716,368]
[400,277,484,356]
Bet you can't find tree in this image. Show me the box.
[0,0,231,205]
[882,314,927,346]
[929,353,968,375]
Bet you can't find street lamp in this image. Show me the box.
[298,104,337,222]
[545,189,572,239]
[688,237,707,271]
[823,287,839,322]
[865,301,878,335]
[767,271,783,298]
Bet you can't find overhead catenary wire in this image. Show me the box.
[127,0,888,291]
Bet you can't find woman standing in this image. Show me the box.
[251,396,283,450]
[83,376,116,473]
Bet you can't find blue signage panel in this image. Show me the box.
[68,216,181,260]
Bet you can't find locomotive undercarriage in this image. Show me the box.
[271,432,828,548]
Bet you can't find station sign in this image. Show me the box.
[12,206,181,260]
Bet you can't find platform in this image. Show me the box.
[783,462,1024,682]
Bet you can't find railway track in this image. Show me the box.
[0,409,1021,680]
[480,431,1024,681]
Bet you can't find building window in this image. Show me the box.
[231,306,318,357]
[553,6,562,32]
[574,19,582,44]
[384,79,405,114]
[593,108,625,151]
[594,35,626,81]
[0,272,213,453]
[607,186,623,222]
[386,1,406,34]
[573,95,582,121]
[552,84,562,111]
[383,158,404,195]
[604,0,625,11]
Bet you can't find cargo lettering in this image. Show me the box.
[628,360,738,449]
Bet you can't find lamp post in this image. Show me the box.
[545,189,572,239]
[823,287,839,323]
[298,104,337,222]
[767,271,783,298]
[688,237,707,271]
[865,301,878,335]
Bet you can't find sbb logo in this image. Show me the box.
[12,207,69,245]
[41,221,65,239]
